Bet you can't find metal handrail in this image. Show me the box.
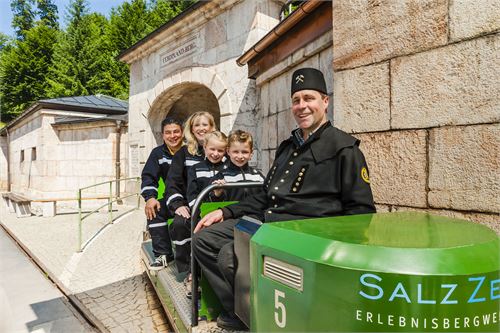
[190,181,264,326]
[77,177,141,252]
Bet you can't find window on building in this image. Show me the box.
[20,150,24,163]
[31,147,36,161]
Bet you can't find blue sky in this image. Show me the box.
[1,0,127,37]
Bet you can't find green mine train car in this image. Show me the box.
[141,184,499,332]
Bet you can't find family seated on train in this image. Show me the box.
[142,68,376,330]
[141,112,263,287]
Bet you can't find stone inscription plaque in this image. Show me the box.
[129,144,139,176]
[160,34,198,67]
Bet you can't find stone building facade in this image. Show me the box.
[329,0,499,231]
[238,1,334,172]
[121,0,498,231]
[119,0,283,174]
[0,96,129,206]
[224,0,499,232]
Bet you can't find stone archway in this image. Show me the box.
[148,82,220,144]
[146,67,235,145]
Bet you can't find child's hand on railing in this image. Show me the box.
[211,179,226,198]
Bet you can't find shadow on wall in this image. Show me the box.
[0,139,8,189]
[56,127,114,142]
[9,117,42,141]
[231,81,261,168]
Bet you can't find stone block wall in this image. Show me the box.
[332,0,499,231]
[38,121,130,200]
[8,112,42,194]
[7,111,130,207]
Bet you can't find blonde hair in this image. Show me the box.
[228,129,254,151]
[204,131,228,147]
[183,111,216,155]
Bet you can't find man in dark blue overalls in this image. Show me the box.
[141,117,183,269]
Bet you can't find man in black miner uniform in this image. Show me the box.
[193,68,376,330]
[141,117,183,270]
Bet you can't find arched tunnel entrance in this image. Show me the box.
[148,83,220,144]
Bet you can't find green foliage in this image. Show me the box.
[108,0,150,53]
[36,0,59,30]
[148,0,196,30]
[280,0,304,20]
[0,33,13,52]
[47,12,126,98]
[65,0,88,27]
[1,0,195,122]
[11,0,35,40]
[108,0,196,53]
[0,24,58,119]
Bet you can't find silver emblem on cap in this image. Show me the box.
[295,74,304,84]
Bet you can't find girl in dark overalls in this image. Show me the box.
[165,111,216,279]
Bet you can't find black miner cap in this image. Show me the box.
[291,68,327,96]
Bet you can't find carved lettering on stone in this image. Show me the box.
[160,34,199,68]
